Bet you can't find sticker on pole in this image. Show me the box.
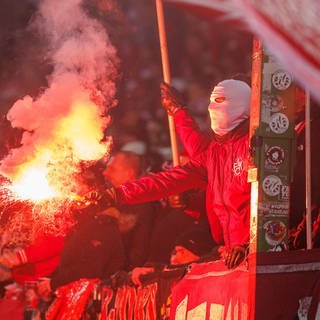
[266,146,285,166]
[262,93,284,112]
[269,113,289,134]
[264,220,287,246]
[272,70,292,90]
[262,175,282,196]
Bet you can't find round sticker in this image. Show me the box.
[264,220,287,246]
[269,113,289,134]
[266,146,285,166]
[262,175,282,196]
[262,93,284,112]
[272,70,292,90]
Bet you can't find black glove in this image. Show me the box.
[225,244,248,269]
[160,82,185,116]
[85,187,117,207]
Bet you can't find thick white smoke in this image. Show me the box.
[0,0,119,183]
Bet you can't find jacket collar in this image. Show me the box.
[213,119,249,143]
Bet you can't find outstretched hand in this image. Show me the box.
[37,277,53,301]
[83,188,117,207]
[160,82,185,115]
[85,190,104,203]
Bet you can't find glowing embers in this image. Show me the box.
[0,188,76,247]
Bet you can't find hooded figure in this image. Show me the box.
[208,79,251,136]
[89,79,251,269]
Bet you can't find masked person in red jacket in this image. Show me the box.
[90,79,251,269]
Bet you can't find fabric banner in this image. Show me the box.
[233,0,320,104]
[43,268,184,320]
[164,0,243,24]
[0,268,185,320]
[98,269,185,320]
[170,251,320,320]
[2,251,320,319]
[170,260,249,320]
[46,279,97,320]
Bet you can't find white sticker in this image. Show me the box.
[262,93,284,112]
[262,175,282,196]
[280,185,289,201]
[264,220,287,246]
[269,113,289,134]
[272,70,292,90]
[297,297,312,320]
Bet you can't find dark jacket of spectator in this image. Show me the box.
[50,210,125,290]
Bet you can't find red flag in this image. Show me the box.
[165,0,320,103]
[233,0,320,103]
[164,0,244,25]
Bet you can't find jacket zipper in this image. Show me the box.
[220,141,232,248]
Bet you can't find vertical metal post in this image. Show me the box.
[305,90,312,249]
[248,38,296,319]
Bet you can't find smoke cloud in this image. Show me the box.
[0,0,119,185]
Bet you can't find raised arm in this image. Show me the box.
[160,82,211,158]
[173,109,211,157]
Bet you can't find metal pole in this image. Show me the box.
[305,90,312,249]
[155,0,180,166]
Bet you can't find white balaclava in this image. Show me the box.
[208,79,251,136]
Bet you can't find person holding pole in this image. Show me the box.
[86,78,252,269]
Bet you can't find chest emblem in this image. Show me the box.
[233,158,243,176]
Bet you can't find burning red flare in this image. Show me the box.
[9,167,57,201]
[0,0,119,248]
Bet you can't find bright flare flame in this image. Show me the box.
[10,167,58,201]
[2,96,111,203]
[57,98,108,161]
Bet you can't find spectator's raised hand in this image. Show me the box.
[37,277,52,301]
[131,267,155,286]
[225,244,248,269]
[160,82,185,115]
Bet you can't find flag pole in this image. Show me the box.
[305,89,312,249]
[155,0,180,166]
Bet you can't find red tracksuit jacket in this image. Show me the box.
[12,235,65,284]
[116,110,251,248]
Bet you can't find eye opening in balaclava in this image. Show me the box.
[214,96,226,103]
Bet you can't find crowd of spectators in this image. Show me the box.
[0,0,252,160]
[1,2,320,319]
[0,1,253,317]
[107,0,252,159]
